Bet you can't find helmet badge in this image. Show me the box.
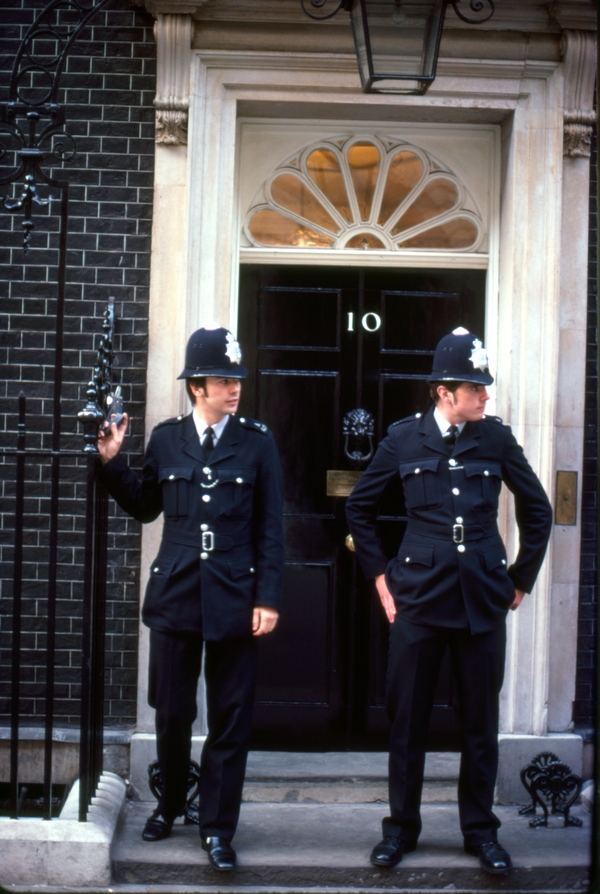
[469,338,489,373]
[225,331,242,365]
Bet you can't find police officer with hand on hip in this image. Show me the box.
[346,327,552,875]
[97,325,284,871]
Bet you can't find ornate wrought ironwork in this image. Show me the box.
[0,0,111,251]
[2,0,120,826]
[449,0,495,24]
[300,0,494,24]
[148,760,202,825]
[519,751,560,814]
[519,752,583,828]
[343,408,375,465]
[300,0,345,20]
[78,298,118,454]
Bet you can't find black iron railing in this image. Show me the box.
[2,302,117,822]
[1,0,115,822]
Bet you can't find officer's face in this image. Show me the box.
[190,377,242,422]
[438,382,489,424]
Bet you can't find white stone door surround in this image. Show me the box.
[130,29,594,799]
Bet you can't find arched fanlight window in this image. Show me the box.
[244,135,484,252]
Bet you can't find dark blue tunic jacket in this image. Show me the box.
[345,407,552,634]
[98,413,284,640]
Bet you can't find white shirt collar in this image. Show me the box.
[433,406,466,436]
[192,410,231,443]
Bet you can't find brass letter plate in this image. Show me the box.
[327,470,363,497]
[555,470,577,525]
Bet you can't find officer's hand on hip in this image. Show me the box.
[375,574,396,623]
[252,606,279,636]
[509,589,525,611]
[97,414,129,465]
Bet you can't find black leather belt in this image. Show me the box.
[163,530,252,551]
[406,521,493,543]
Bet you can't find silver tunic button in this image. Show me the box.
[250,567,255,573]
[457,544,466,553]
[153,566,159,572]
[236,477,243,484]
[449,459,457,467]
[203,467,211,474]
[456,516,463,523]
[501,559,506,565]
[484,470,490,476]
[201,523,208,531]
[200,552,208,560]
[405,557,410,563]
[452,488,460,495]
[415,413,422,418]
[168,474,175,480]
[202,494,211,503]
[240,417,245,423]
[414,468,420,474]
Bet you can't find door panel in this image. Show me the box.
[258,370,339,516]
[256,562,333,704]
[238,265,486,750]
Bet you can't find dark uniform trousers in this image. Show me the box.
[383,617,506,847]
[149,629,258,838]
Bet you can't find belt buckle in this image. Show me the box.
[452,524,464,544]
[201,531,215,552]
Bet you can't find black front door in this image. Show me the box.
[238,265,486,750]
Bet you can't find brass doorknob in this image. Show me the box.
[345,534,355,552]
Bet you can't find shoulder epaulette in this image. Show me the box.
[154,414,186,430]
[482,414,511,429]
[390,412,424,428]
[237,415,269,434]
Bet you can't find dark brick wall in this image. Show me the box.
[573,126,598,731]
[0,0,155,727]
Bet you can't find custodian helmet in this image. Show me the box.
[428,327,494,386]
[177,326,248,379]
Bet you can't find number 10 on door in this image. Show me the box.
[347,312,381,332]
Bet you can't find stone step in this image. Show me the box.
[242,777,457,803]
[242,751,460,804]
[245,750,460,779]
[112,800,592,891]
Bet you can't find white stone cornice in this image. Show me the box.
[193,48,560,83]
[154,13,194,145]
[145,0,208,16]
[560,29,597,157]
[546,0,598,31]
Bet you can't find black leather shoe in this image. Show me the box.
[370,836,417,868]
[465,840,513,874]
[142,811,174,841]
[202,836,237,871]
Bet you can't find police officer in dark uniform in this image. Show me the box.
[346,328,552,875]
[97,326,284,871]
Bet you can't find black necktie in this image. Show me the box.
[202,426,214,458]
[443,424,459,446]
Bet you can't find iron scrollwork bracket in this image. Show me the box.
[343,408,375,467]
[300,0,346,20]
[519,751,583,828]
[148,759,202,825]
[0,0,111,252]
[300,0,495,25]
[449,0,495,24]
[78,298,118,454]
